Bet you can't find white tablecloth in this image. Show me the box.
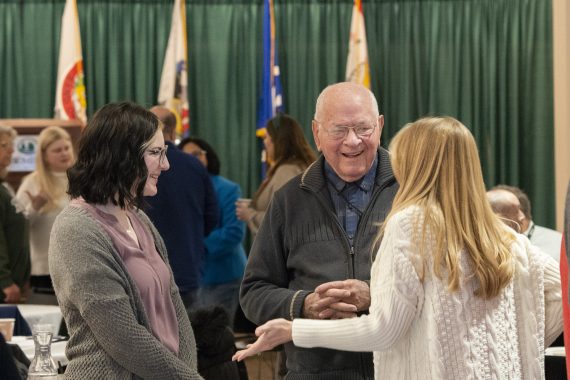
[17,304,62,335]
[11,336,68,367]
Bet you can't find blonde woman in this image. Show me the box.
[15,126,74,296]
[236,114,316,238]
[233,116,562,379]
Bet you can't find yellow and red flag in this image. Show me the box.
[55,0,87,124]
[345,0,371,88]
[158,0,190,137]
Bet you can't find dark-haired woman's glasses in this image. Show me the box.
[146,145,168,165]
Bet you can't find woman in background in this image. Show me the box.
[236,114,316,238]
[179,137,247,327]
[49,102,202,379]
[234,116,562,379]
[15,126,74,298]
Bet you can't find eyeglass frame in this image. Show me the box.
[188,149,207,158]
[313,120,378,140]
[145,145,168,165]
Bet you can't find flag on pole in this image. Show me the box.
[345,0,371,88]
[158,0,190,137]
[55,0,87,124]
[256,0,284,138]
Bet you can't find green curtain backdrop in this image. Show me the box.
[0,0,555,227]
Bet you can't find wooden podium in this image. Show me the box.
[0,119,83,191]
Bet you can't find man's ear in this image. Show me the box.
[312,120,321,152]
[378,115,384,134]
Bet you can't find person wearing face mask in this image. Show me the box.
[49,102,202,378]
[0,125,30,304]
[14,126,75,300]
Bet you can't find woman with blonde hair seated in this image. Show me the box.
[15,126,74,298]
[234,116,562,379]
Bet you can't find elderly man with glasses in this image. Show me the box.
[240,82,398,379]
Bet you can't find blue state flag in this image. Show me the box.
[256,0,284,138]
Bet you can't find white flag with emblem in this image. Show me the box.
[55,0,87,124]
[158,0,190,137]
[345,0,371,88]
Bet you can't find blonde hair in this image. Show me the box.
[31,126,74,213]
[385,116,515,299]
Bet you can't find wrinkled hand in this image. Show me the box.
[306,280,371,320]
[2,283,21,303]
[235,202,254,222]
[25,190,49,211]
[303,289,357,319]
[232,318,292,362]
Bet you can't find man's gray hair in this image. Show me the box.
[0,125,17,139]
[314,82,380,121]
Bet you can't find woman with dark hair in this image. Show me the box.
[178,137,247,326]
[235,114,316,238]
[49,102,202,379]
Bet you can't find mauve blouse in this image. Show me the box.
[71,198,180,354]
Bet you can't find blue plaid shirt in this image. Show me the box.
[324,156,378,246]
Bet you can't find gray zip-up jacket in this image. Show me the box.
[49,205,202,379]
[240,148,398,380]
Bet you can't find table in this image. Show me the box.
[0,304,63,337]
[10,336,68,367]
[17,304,62,336]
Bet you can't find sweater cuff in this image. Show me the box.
[0,277,14,290]
[289,290,311,320]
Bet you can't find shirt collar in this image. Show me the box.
[324,155,378,193]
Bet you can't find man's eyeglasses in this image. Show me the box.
[315,121,377,140]
[146,145,168,165]
[188,149,206,158]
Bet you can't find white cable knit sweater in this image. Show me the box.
[293,206,562,379]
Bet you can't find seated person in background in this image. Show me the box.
[234,116,562,379]
[0,125,30,304]
[486,188,525,232]
[49,102,202,378]
[178,137,247,327]
[0,332,27,380]
[492,185,562,262]
[188,306,245,380]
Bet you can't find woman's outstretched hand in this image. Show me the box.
[232,318,293,362]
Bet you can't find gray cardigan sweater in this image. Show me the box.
[49,205,202,379]
[240,148,398,379]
